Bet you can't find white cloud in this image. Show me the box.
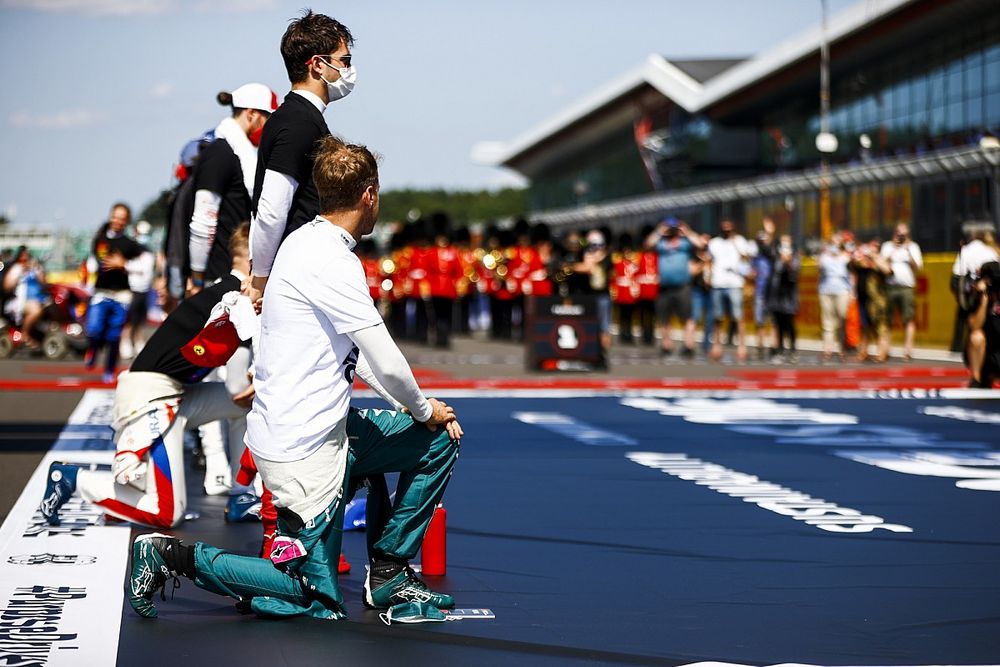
[149,81,174,99]
[0,0,175,16]
[194,0,276,13]
[9,108,107,129]
[470,141,509,166]
[484,169,528,190]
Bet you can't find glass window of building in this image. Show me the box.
[945,60,964,104]
[911,75,929,129]
[986,44,1000,91]
[986,92,1000,128]
[966,52,984,97]
[966,96,983,129]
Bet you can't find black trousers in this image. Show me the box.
[431,297,454,348]
[388,300,407,339]
[617,303,636,343]
[413,298,430,344]
[490,297,513,340]
[773,312,797,352]
[636,299,656,345]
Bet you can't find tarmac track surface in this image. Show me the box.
[0,382,998,666]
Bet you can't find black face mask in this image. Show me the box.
[665,228,678,238]
[722,230,733,239]
[895,234,905,243]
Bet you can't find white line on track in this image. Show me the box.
[355,388,999,400]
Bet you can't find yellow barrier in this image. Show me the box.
[794,253,957,349]
[45,269,86,286]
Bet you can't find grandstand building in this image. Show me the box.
[481,0,999,254]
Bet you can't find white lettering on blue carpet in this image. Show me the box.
[620,397,858,424]
[511,412,637,446]
[0,389,127,667]
[627,451,913,534]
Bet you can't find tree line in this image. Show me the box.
[140,186,528,229]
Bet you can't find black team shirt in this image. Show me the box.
[251,92,331,243]
[131,274,241,384]
[92,227,145,292]
[194,139,250,282]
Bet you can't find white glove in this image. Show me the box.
[113,451,147,488]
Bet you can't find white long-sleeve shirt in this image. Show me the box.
[188,190,222,273]
[248,170,297,277]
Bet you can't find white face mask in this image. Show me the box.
[319,58,356,102]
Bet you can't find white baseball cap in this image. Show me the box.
[231,83,278,113]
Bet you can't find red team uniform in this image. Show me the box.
[635,247,660,344]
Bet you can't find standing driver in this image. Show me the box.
[245,11,356,311]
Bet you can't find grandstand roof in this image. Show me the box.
[668,59,745,84]
[477,0,919,171]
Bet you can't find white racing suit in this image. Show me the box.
[75,370,248,528]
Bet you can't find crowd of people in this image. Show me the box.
[37,11,463,626]
[1,4,998,638]
[5,198,1000,379]
[357,212,1000,385]
[359,215,992,367]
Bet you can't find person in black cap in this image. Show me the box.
[427,213,463,348]
[384,227,411,338]
[635,224,660,346]
[453,226,475,335]
[408,220,433,344]
[612,232,640,344]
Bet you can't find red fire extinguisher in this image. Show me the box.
[420,504,446,576]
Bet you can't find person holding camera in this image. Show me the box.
[850,237,892,363]
[966,261,1000,388]
[568,229,613,350]
[952,223,999,355]
[880,223,923,360]
[817,232,852,362]
[645,217,705,358]
[708,220,752,362]
[767,235,800,362]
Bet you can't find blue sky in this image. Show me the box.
[0,0,857,229]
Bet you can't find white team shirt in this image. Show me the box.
[246,217,383,463]
[880,240,923,288]
[708,235,752,289]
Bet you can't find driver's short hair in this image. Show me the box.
[312,137,379,213]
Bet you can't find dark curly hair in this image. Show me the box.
[281,10,353,84]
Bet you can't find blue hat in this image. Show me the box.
[664,217,680,228]
[342,498,367,530]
